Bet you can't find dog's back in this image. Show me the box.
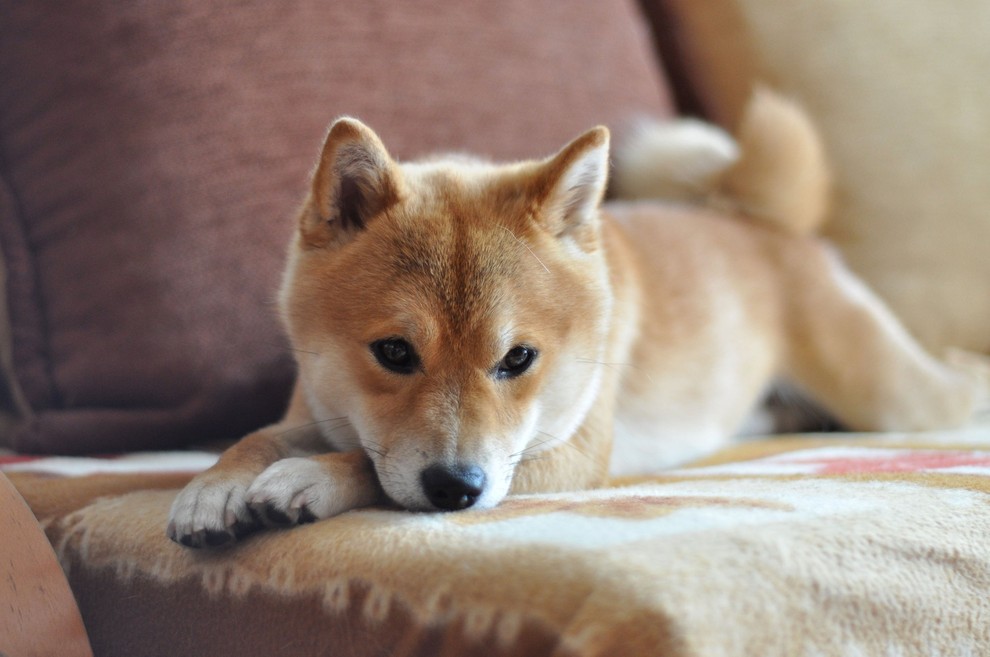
[606,91,978,473]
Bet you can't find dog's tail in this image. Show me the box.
[612,88,831,235]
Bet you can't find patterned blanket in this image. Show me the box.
[7,431,990,656]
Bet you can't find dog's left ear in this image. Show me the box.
[300,117,401,248]
[531,126,610,241]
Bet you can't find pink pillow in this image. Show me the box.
[0,0,673,453]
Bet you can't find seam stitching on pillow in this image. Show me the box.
[0,135,62,414]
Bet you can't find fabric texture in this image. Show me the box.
[8,431,990,656]
[0,0,672,453]
[646,0,990,356]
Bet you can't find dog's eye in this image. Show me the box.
[370,338,419,374]
[496,346,537,379]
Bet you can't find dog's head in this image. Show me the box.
[279,119,613,511]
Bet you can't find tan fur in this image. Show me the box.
[168,92,980,548]
[720,88,831,234]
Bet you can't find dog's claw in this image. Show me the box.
[247,500,298,527]
[263,505,294,526]
[298,505,318,525]
[168,522,256,549]
[203,529,234,547]
[232,517,260,539]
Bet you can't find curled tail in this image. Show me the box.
[612,88,831,235]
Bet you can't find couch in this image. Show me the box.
[2,1,989,655]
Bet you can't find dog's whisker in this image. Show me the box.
[362,444,388,458]
[536,429,600,465]
[272,416,350,440]
[509,434,561,458]
[320,422,355,440]
[360,438,389,459]
[498,225,550,274]
[576,357,655,385]
[287,347,323,356]
[510,430,598,468]
[261,340,323,357]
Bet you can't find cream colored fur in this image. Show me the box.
[611,118,738,204]
[613,88,830,236]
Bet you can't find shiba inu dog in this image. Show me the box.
[168,91,980,548]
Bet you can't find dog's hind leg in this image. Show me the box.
[781,243,979,432]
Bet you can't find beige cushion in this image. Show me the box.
[652,0,990,355]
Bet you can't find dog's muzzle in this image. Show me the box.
[420,463,486,510]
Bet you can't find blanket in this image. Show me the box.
[7,431,990,656]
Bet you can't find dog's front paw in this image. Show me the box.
[167,472,259,549]
[245,457,347,527]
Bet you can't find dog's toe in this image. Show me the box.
[246,458,331,527]
[168,474,256,549]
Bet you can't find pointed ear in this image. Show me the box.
[300,118,401,247]
[531,126,610,239]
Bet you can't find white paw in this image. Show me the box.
[245,458,348,525]
[167,472,258,548]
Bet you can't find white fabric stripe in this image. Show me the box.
[0,451,219,476]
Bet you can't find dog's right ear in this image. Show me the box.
[300,118,401,248]
[527,126,610,248]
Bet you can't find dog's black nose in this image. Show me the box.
[421,464,486,510]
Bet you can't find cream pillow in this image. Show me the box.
[658,0,990,354]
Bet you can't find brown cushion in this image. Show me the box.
[0,1,673,453]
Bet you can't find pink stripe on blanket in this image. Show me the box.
[776,449,990,475]
[672,447,990,478]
